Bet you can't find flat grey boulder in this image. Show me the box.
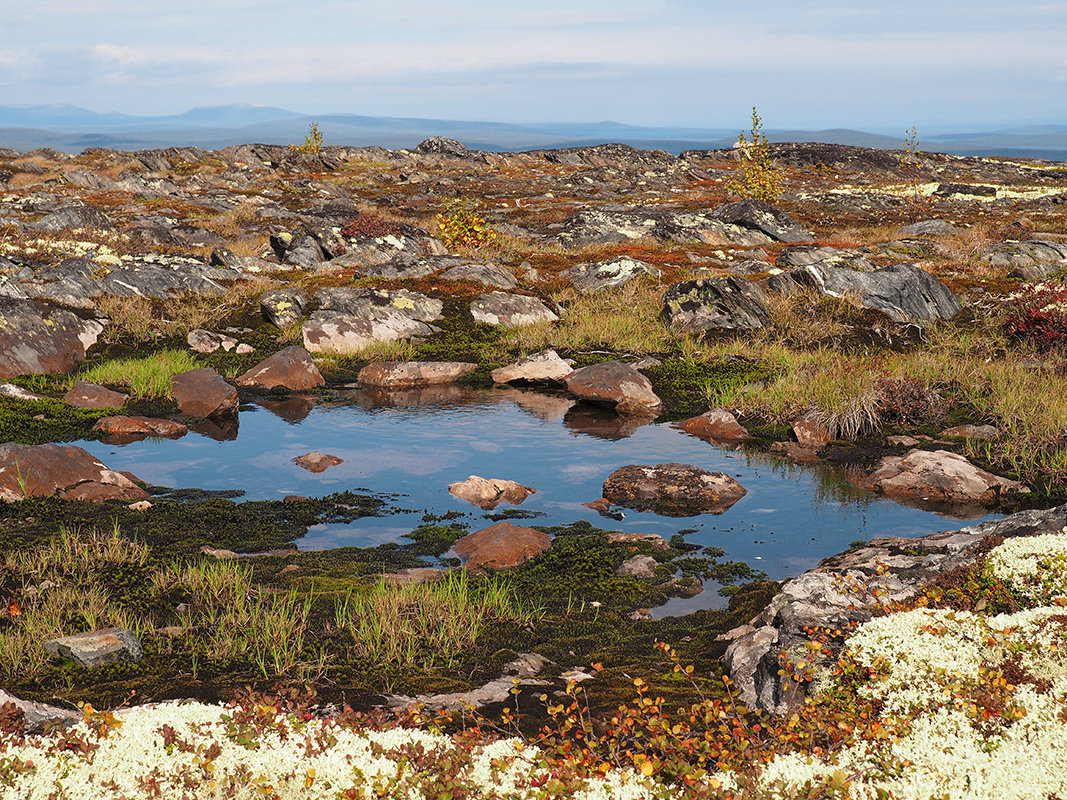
[440,262,517,289]
[898,219,958,237]
[711,199,814,243]
[171,367,239,418]
[553,206,776,248]
[45,627,143,668]
[562,256,661,292]
[0,298,93,376]
[358,361,477,388]
[766,262,961,324]
[491,349,574,385]
[330,218,446,268]
[775,244,877,272]
[566,361,663,415]
[187,328,237,354]
[663,277,771,332]
[470,292,558,327]
[602,462,746,516]
[448,475,537,510]
[303,287,443,353]
[864,448,1025,506]
[236,346,325,391]
[983,240,1067,279]
[0,443,149,502]
[32,204,115,233]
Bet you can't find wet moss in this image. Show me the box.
[0,395,109,444]
[645,357,769,419]
[402,523,469,556]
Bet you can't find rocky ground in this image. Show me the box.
[1,135,1067,794]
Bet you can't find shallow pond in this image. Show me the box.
[81,385,999,614]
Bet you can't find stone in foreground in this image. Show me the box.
[565,361,663,416]
[171,367,239,418]
[0,443,148,503]
[490,349,574,385]
[470,292,559,327]
[358,361,477,388]
[44,627,143,668]
[0,298,95,376]
[448,475,537,510]
[864,449,1025,505]
[602,462,746,516]
[236,346,324,391]
[450,522,552,571]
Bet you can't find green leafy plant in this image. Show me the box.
[435,199,497,251]
[288,122,325,154]
[726,107,781,202]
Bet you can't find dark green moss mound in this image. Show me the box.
[645,357,768,418]
[0,395,109,444]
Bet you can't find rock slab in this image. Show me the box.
[448,475,537,509]
[602,463,746,516]
[864,449,1025,505]
[358,361,477,388]
[236,346,324,391]
[171,367,239,418]
[566,361,663,416]
[450,522,553,571]
[0,443,147,502]
[44,627,143,668]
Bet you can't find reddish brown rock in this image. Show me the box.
[0,299,89,377]
[293,452,344,473]
[678,408,749,442]
[864,449,1026,505]
[490,350,574,385]
[358,361,478,388]
[448,475,536,509]
[236,346,324,391]
[769,441,821,463]
[0,443,147,503]
[939,424,998,440]
[450,522,553,571]
[792,411,831,447]
[63,482,150,502]
[565,361,663,416]
[603,531,670,551]
[63,380,128,409]
[602,463,746,517]
[92,416,187,439]
[171,368,239,418]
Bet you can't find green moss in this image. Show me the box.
[0,395,109,444]
[645,357,769,418]
[402,523,469,556]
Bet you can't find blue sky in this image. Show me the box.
[3,0,1065,132]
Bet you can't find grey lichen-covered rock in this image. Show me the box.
[303,287,443,353]
[775,245,877,272]
[562,256,661,292]
[31,204,115,233]
[414,137,473,158]
[491,349,574,385]
[45,627,143,668]
[711,199,815,243]
[0,298,92,376]
[726,503,1067,714]
[766,262,961,324]
[618,554,659,579]
[470,292,558,327]
[440,262,517,288]
[602,462,746,516]
[566,361,663,415]
[983,239,1067,270]
[663,277,771,332]
[260,287,308,329]
[898,219,958,237]
[863,449,1026,506]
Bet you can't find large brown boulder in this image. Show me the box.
[0,299,93,376]
[450,522,552,571]
[565,361,663,416]
[863,449,1025,505]
[171,367,239,418]
[0,443,148,502]
[236,346,324,391]
[358,361,477,388]
[602,463,746,516]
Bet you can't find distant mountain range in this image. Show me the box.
[1,104,1065,161]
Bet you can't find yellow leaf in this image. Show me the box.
[640,760,654,776]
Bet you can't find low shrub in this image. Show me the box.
[436,199,497,251]
[1004,280,1067,349]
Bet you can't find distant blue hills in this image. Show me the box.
[0,103,1064,161]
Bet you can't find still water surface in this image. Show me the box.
[80,386,999,614]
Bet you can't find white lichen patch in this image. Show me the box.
[988,529,1067,602]
[3,701,654,800]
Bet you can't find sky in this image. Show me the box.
[2,0,1065,133]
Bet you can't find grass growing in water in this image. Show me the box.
[76,349,200,399]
